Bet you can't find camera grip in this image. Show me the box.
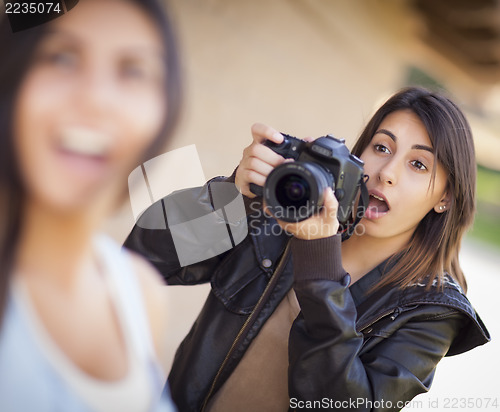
[248,133,302,198]
[249,182,263,197]
[262,134,302,160]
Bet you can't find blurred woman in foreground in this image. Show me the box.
[0,0,181,410]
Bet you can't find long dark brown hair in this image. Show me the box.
[352,86,475,292]
[0,0,182,323]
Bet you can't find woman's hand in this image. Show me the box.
[270,187,340,240]
[235,123,286,198]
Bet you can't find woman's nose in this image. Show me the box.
[378,159,399,186]
[77,67,117,117]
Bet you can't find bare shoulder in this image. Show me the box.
[128,251,165,287]
[127,251,170,372]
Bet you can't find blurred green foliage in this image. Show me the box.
[468,165,500,247]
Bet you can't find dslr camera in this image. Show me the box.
[250,133,366,225]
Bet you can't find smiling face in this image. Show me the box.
[13,0,166,215]
[359,109,449,244]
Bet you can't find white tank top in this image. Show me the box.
[0,234,176,412]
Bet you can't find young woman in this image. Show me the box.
[125,87,490,411]
[0,0,181,411]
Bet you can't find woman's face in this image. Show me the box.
[359,109,448,243]
[13,0,166,214]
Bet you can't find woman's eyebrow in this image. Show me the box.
[40,29,163,59]
[42,29,80,42]
[375,128,434,153]
[412,144,434,153]
[375,128,397,142]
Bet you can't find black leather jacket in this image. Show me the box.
[124,178,490,412]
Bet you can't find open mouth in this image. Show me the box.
[369,193,389,213]
[365,191,390,219]
[54,126,113,177]
[58,126,112,158]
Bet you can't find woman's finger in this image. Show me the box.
[251,123,283,144]
[320,187,338,221]
[248,142,287,168]
[240,155,276,178]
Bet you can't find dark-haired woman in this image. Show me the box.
[125,87,490,411]
[0,0,181,411]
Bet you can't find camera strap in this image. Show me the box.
[341,175,369,241]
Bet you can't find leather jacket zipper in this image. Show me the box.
[358,307,400,333]
[359,305,420,333]
[200,240,292,411]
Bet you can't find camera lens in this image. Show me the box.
[264,161,334,222]
[276,175,310,208]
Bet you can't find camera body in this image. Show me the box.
[250,133,365,224]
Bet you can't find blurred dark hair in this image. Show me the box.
[352,86,475,293]
[0,0,182,323]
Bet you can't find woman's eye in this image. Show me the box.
[39,50,78,68]
[121,64,147,79]
[374,144,390,154]
[410,160,427,171]
[119,57,164,86]
[120,60,158,83]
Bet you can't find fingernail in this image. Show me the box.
[273,132,283,142]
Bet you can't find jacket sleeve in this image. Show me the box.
[288,236,463,411]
